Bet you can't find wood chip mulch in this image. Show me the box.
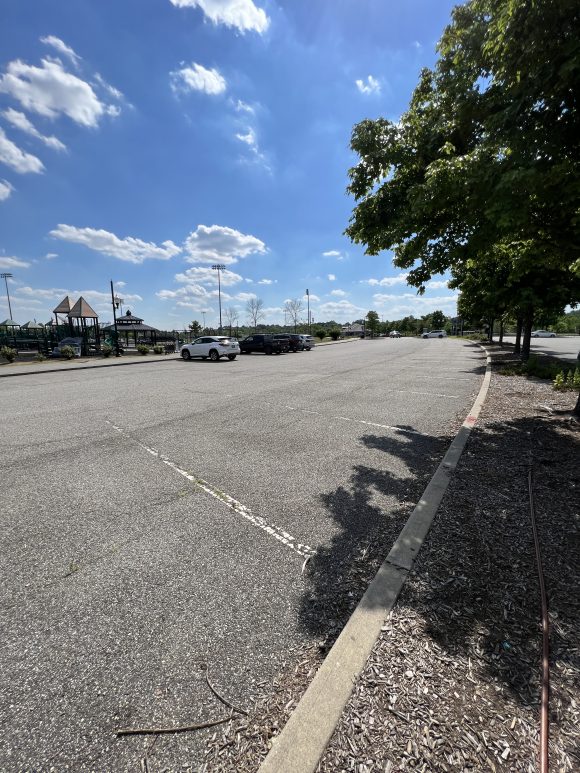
[203,347,580,773]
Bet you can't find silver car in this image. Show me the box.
[299,335,315,350]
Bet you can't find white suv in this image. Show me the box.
[180,336,240,362]
[422,330,447,338]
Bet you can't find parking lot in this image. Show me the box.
[1,338,485,771]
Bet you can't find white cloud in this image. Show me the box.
[258,278,276,284]
[235,291,257,302]
[235,99,255,114]
[14,286,142,304]
[323,250,340,257]
[45,252,58,260]
[355,75,381,95]
[170,62,226,95]
[40,36,81,67]
[330,289,348,297]
[363,273,409,287]
[0,179,13,200]
[94,73,124,100]
[303,293,320,302]
[174,266,243,286]
[169,0,270,34]
[317,300,366,320]
[426,280,450,290]
[236,127,256,146]
[2,108,66,151]
[49,224,181,264]
[327,273,336,281]
[0,256,30,268]
[0,57,118,127]
[183,224,267,265]
[371,292,458,317]
[0,128,44,173]
[235,123,270,171]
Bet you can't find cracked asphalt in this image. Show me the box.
[0,338,484,771]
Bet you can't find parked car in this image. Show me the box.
[273,334,304,352]
[299,335,315,350]
[422,330,447,338]
[180,336,240,362]
[239,334,288,355]
[531,330,556,338]
[389,330,401,338]
[50,337,83,358]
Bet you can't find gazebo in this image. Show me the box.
[104,309,160,348]
[68,297,100,354]
[0,319,20,347]
[53,296,72,326]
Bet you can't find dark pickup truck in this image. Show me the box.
[239,334,289,354]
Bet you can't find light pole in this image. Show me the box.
[114,294,124,316]
[202,311,206,332]
[110,280,121,357]
[1,272,13,319]
[306,288,310,335]
[212,264,226,333]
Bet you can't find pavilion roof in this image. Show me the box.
[21,321,44,329]
[53,296,72,314]
[116,309,144,323]
[103,322,160,332]
[0,319,20,327]
[69,296,98,319]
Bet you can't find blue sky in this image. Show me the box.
[0,0,459,330]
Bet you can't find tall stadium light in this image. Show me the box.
[212,264,226,333]
[306,288,310,334]
[1,273,13,319]
[110,281,121,357]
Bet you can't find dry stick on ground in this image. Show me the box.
[204,664,249,716]
[117,714,234,737]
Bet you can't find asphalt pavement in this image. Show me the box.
[0,338,485,771]
[499,334,580,363]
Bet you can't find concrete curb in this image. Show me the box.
[258,345,492,773]
[0,355,180,379]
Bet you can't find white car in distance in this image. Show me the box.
[422,330,448,338]
[531,330,556,338]
[180,336,240,362]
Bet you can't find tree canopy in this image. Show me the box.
[346,0,580,357]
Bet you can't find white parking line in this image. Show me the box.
[394,390,460,398]
[283,406,426,436]
[106,421,315,559]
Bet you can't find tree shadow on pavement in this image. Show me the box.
[299,412,580,719]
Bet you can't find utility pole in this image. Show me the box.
[306,288,310,335]
[110,280,121,356]
[212,264,226,333]
[1,272,13,319]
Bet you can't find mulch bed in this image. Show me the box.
[202,347,580,772]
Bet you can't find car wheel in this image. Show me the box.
[228,354,236,361]
[265,346,272,355]
[438,334,443,338]
[550,334,556,338]
[209,349,220,362]
[181,350,191,360]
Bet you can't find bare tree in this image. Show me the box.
[246,297,264,331]
[224,307,239,337]
[284,298,303,332]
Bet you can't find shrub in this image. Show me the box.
[315,330,326,341]
[153,344,164,354]
[330,329,341,341]
[60,345,75,360]
[34,352,46,363]
[137,343,149,355]
[101,344,113,358]
[553,371,566,390]
[1,345,17,363]
[552,367,580,391]
[0,346,18,362]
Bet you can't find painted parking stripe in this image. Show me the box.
[106,421,315,559]
[283,406,426,436]
[394,389,460,399]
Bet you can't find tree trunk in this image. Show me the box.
[514,317,523,354]
[488,318,494,343]
[499,319,504,346]
[521,309,534,361]
[574,390,580,417]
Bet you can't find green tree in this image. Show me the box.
[430,310,447,329]
[189,320,202,337]
[345,0,580,368]
[366,310,380,337]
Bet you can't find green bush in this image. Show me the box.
[34,352,46,362]
[552,367,580,391]
[1,345,17,363]
[315,330,326,341]
[137,343,149,355]
[329,329,341,341]
[60,345,75,360]
[153,344,164,354]
[101,344,113,358]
